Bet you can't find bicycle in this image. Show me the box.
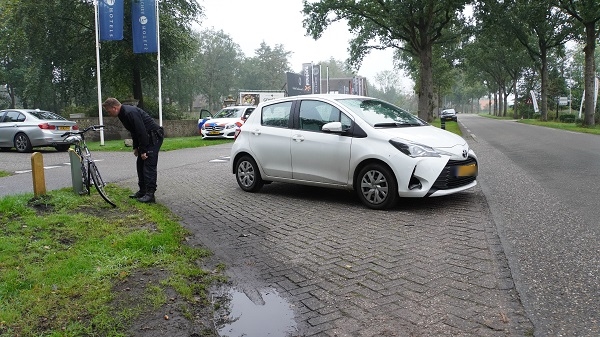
[61,125,116,207]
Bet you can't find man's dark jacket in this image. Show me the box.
[117,105,159,154]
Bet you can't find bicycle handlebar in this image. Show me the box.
[61,125,104,137]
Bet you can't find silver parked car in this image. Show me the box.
[0,109,79,153]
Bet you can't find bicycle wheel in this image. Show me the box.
[81,161,90,195]
[89,161,116,207]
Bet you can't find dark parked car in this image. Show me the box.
[440,108,457,122]
[0,109,78,153]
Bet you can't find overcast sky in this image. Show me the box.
[197,0,412,90]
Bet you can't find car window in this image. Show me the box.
[261,101,292,128]
[2,111,25,123]
[28,110,65,120]
[243,108,255,120]
[214,108,244,119]
[336,98,426,127]
[299,100,350,132]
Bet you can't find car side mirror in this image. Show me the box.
[322,121,343,133]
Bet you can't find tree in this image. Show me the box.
[476,0,573,121]
[237,42,292,91]
[302,0,470,122]
[315,57,355,79]
[195,28,243,111]
[0,0,201,112]
[555,0,600,126]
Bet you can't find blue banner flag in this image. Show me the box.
[99,0,124,41]
[132,0,158,53]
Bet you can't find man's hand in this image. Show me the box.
[141,153,148,160]
[134,149,138,157]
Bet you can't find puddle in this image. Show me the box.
[214,287,297,337]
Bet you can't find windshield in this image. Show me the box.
[213,107,244,119]
[336,98,427,127]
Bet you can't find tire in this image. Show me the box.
[356,163,398,210]
[89,161,116,207]
[81,161,90,195]
[55,144,70,152]
[14,133,32,153]
[235,155,263,192]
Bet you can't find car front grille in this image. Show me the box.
[205,125,224,131]
[432,157,477,190]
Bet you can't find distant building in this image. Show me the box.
[321,76,368,96]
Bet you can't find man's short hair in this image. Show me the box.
[102,97,121,108]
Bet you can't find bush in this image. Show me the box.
[142,99,185,120]
[559,114,576,123]
[61,105,98,118]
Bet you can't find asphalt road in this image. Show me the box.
[1,115,598,336]
[459,114,600,336]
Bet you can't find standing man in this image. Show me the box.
[102,97,164,203]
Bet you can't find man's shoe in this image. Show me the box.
[129,190,146,199]
[137,193,155,203]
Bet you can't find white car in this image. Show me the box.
[230,94,478,210]
[200,106,255,139]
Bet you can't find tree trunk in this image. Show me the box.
[494,91,498,116]
[583,22,596,126]
[133,56,144,110]
[540,48,548,121]
[498,88,504,117]
[513,81,519,118]
[418,44,435,122]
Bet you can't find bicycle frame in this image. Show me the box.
[62,125,116,207]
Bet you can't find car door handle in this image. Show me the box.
[292,135,304,142]
[252,129,261,136]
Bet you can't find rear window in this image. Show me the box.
[28,110,66,120]
[261,102,292,128]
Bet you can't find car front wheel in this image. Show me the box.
[356,163,398,210]
[235,155,264,192]
[14,133,33,153]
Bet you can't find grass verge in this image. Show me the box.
[0,185,225,337]
[430,120,462,135]
[86,137,233,152]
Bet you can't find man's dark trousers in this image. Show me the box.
[136,135,163,194]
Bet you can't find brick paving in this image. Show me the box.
[153,145,533,336]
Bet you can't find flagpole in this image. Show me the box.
[93,0,105,145]
[156,0,163,127]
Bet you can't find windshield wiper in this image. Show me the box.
[373,122,421,127]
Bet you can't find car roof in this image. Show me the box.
[255,94,372,107]
[221,105,256,109]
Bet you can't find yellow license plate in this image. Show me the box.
[209,131,220,135]
[58,126,71,131]
[456,163,477,177]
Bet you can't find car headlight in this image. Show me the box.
[389,138,441,158]
[225,124,236,129]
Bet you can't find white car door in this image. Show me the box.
[290,100,352,185]
[248,101,293,179]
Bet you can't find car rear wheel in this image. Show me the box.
[356,163,398,210]
[235,155,264,192]
[14,133,33,153]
